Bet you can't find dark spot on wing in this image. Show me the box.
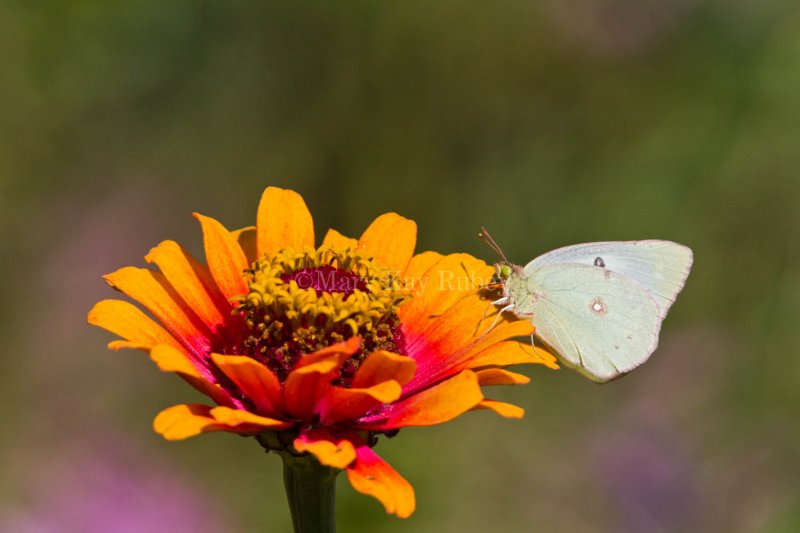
[594,256,605,268]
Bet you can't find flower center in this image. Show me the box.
[231,247,408,384]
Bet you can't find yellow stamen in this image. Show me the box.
[235,246,409,383]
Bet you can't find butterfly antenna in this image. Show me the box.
[479,227,509,264]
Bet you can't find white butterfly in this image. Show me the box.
[480,229,693,383]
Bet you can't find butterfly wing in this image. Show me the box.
[521,263,663,383]
[526,240,693,318]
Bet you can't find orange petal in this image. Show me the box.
[256,187,315,258]
[402,251,444,290]
[231,226,257,264]
[107,340,153,351]
[476,368,530,386]
[321,228,357,250]
[88,299,180,351]
[351,350,416,389]
[209,406,290,431]
[294,431,357,469]
[193,213,249,302]
[347,444,415,518]
[153,404,289,441]
[283,360,340,420]
[404,251,444,279]
[360,370,482,430]
[211,354,285,415]
[404,297,535,393]
[319,380,402,424]
[154,404,225,440]
[151,345,233,407]
[467,340,560,370]
[357,213,417,272]
[457,320,537,366]
[150,344,202,376]
[295,337,361,370]
[473,399,525,419]
[283,337,362,419]
[398,253,493,332]
[104,267,210,355]
[145,240,226,328]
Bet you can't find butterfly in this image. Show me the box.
[479,228,693,383]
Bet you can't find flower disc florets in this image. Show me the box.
[236,246,409,384]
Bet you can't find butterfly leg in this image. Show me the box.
[477,300,515,339]
[473,297,509,335]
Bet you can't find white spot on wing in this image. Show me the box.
[590,297,607,316]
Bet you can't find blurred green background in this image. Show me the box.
[2,1,799,531]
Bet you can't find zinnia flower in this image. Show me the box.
[88,186,557,518]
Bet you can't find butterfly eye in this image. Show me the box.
[499,264,512,279]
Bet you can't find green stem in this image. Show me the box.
[281,453,339,533]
